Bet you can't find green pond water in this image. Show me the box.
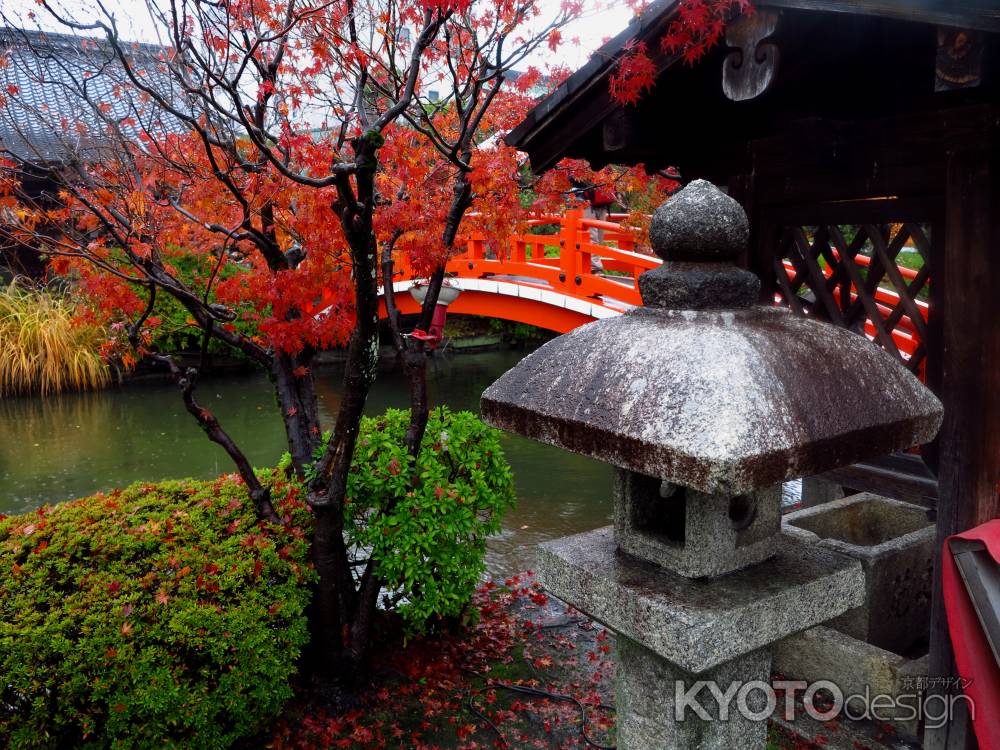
[0,350,612,576]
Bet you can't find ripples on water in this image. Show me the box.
[0,350,613,576]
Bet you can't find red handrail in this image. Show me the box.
[315,211,926,363]
[442,209,658,307]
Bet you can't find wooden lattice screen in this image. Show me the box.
[772,222,932,374]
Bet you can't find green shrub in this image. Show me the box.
[347,409,515,631]
[147,254,263,356]
[0,474,315,750]
[283,409,515,634]
[487,318,550,342]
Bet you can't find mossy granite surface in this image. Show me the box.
[483,181,943,495]
[535,527,864,674]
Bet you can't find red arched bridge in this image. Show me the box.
[315,209,927,366]
[378,210,659,333]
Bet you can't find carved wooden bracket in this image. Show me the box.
[603,109,639,152]
[935,28,984,92]
[722,9,780,102]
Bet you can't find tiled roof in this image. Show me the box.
[0,27,182,163]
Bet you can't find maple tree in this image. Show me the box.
[0,0,681,687]
[0,0,609,683]
[609,0,753,105]
[0,0,457,682]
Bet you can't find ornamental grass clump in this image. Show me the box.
[0,474,315,750]
[0,281,110,396]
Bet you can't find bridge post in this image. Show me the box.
[511,237,526,264]
[468,234,485,261]
[559,209,584,291]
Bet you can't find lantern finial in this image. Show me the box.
[639,179,760,309]
[649,179,747,262]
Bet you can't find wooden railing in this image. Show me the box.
[379,210,928,362]
[386,209,659,308]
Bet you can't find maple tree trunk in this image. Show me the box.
[401,265,446,455]
[318,151,474,683]
[273,350,323,475]
[308,134,384,682]
[394,177,474,458]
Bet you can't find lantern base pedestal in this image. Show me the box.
[537,526,864,673]
[617,637,770,750]
[536,527,865,750]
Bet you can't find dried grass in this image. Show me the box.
[0,280,110,396]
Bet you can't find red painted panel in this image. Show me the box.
[378,290,596,333]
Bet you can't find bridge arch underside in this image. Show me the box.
[377,279,626,333]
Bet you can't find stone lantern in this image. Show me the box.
[409,282,462,349]
[481,181,943,749]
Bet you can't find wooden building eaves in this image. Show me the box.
[506,0,1000,173]
[503,0,682,170]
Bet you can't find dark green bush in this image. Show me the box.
[345,408,515,632]
[487,317,550,342]
[0,474,315,750]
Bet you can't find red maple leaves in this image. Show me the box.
[608,41,657,106]
[1,0,677,373]
[610,0,755,106]
[662,0,752,64]
[548,29,563,53]
[418,0,472,12]
[268,575,616,749]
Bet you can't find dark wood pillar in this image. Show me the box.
[924,144,1000,749]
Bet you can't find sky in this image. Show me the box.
[1,0,637,70]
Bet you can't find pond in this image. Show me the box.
[0,349,613,576]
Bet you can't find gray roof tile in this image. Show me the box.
[0,27,182,163]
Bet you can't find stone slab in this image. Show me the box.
[537,527,865,674]
[772,702,922,750]
[783,493,935,654]
[773,625,927,739]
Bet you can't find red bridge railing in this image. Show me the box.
[388,209,659,309]
[373,210,927,361]
[779,254,927,365]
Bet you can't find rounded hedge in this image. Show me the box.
[345,408,516,631]
[0,474,315,750]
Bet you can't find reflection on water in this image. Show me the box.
[0,350,612,575]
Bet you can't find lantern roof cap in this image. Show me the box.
[481,182,943,494]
